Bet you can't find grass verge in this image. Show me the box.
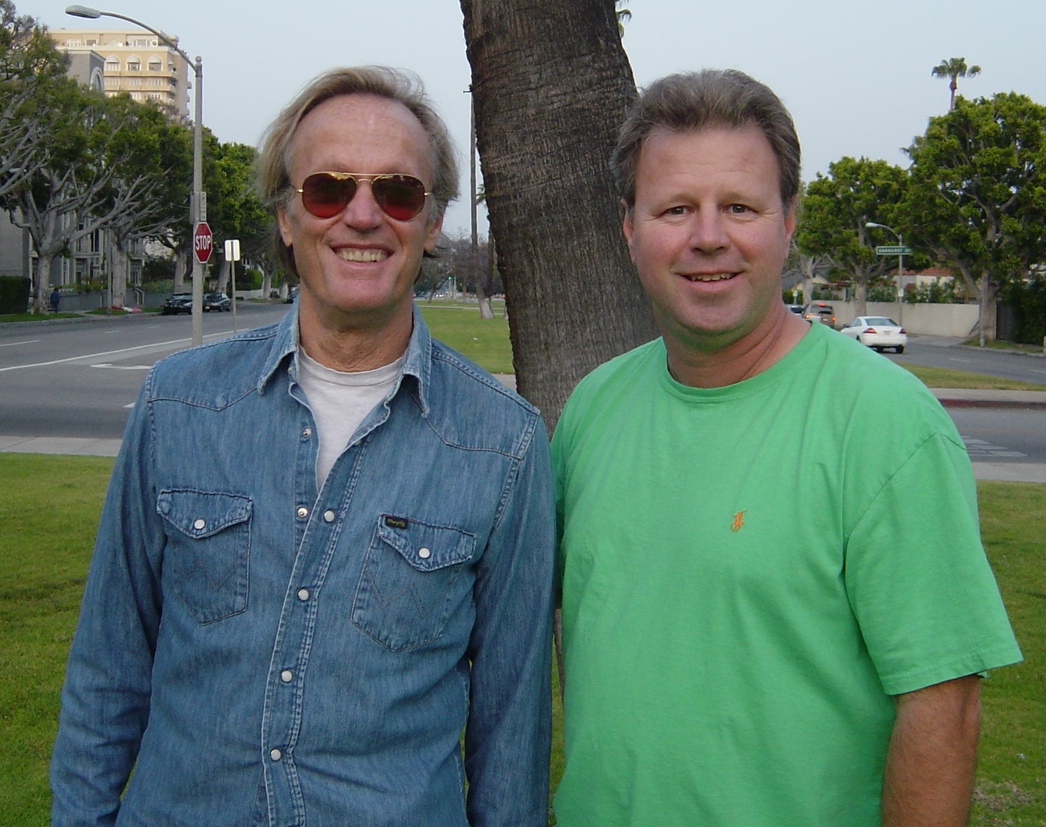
[417,302,514,375]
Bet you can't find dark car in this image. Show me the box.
[802,302,836,328]
[161,292,193,315]
[203,292,232,312]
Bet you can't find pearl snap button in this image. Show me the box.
[270,748,282,762]
[302,427,312,438]
[280,670,293,683]
[418,547,431,559]
[296,506,308,519]
[193,518,206,531]
[323,510,335,523]
[297,588,310,601]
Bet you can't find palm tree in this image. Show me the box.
[931,57,981,110]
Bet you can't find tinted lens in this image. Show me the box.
[371,175,428,221]
[300,173,355,219]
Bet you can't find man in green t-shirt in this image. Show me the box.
[552,69,1022,827]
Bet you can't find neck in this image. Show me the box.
[665,307,809,388]
[298,303,413,373]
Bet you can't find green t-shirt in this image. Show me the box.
[552,323,1022,827]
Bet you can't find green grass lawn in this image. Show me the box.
[417,302,514,375]
[0,454,1042,826]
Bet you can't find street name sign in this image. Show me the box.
[875,245,912,256]
[193,222,213,264]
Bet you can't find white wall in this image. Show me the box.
[833,302,979,338]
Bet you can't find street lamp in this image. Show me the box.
[66,5,206,346]
[865,221,906,325]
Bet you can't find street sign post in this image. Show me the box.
[875,245,912,256]
[193,222,213,264]
[224,238,241,332]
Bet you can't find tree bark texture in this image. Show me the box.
[461,0,658,427]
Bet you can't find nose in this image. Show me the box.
[689,209,729,253]
[339,179,384,230]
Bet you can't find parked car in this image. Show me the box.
[786,304,804,315]
[161,292,193,315]
[203,291,231,312]
[840,316,907,353]
[802,302,836,328]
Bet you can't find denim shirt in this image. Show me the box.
[51,306,555,827]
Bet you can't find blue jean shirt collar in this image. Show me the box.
[256,303,433,416]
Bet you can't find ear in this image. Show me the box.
[783,200,797,246]
[277,205,295,247]
[621,199,636,262]
[424,209,445,253]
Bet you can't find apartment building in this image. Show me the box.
[50,28,190,120]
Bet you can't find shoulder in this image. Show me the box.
[424,339,548,457]
[554,338,663,449]
[145,323,283,405]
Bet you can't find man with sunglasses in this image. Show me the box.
[51,67,555,827]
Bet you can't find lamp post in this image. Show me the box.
[865,221,905,326]
[66,5,205,346]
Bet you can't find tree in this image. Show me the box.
[95,95,191,307]
[207,141,270,293]
[905,92,1046,345]
[794,157,909,316]
[0,1,70,199]
[460,0,657,426]
[931,57,981,111]
[4,83,167,310]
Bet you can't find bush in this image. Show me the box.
[237,267,263,291]
[0,277,31,314]
[1003,277,1046,345]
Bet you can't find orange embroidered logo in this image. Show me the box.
[731,511,747,532]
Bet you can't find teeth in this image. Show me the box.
[685,273,733,282]
[336,249,388,262]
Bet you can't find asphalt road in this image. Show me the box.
[1,313,1044,477]
[889,334,1046,386]
[0,303,291,439]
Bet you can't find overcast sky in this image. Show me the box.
[24,0,1046,236]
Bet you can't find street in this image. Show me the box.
[1,315,1044,473]
[0,303,290,439]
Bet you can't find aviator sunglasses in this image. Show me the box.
[295,171,430,221]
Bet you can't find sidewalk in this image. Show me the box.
[2,387,1044,482]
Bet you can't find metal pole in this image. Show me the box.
[897,235,904,327]
[190,56,204,346]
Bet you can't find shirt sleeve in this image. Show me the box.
[50,379,165,826]
[844,430,1023,696]
[463,413,555,827]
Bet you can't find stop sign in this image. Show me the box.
[193,222,213,264]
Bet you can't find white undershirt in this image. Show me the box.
[297,348,404,488]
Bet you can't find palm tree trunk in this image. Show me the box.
[460,0,657,427]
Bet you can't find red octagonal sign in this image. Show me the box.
[193,222,213,264]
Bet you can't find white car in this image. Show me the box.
[840,316,907,353]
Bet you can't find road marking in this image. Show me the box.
[962,437,1027,459]
[0,339,41,348]
[0,337,190,373]
[91,363,152,371]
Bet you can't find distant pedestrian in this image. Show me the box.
[49,287,60,313]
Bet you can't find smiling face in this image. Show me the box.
[624,124,796,372]
[277,93,442,360]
